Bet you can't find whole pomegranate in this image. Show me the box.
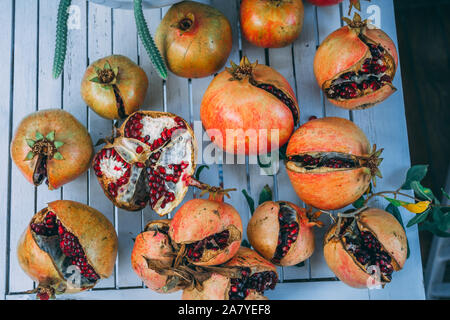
[182,247,278,300]
[17,200,118,300]
[285,117,383,210]
[247,201,320,266]
[169,194,243,266]
[240,0,304,48]
[324,208,407,288]
[155,1,232,78]
[131,219,184,293]
[10,109,93,190]
[93,110,223,215]
[201,56,299,155]
[314,13,398,110]
[306,0,343,6]
[81,55,148,120]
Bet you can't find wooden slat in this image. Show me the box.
[8,0,38,293]
[87,2,116,289]
[342,0,425,299]
[0,0,13,299]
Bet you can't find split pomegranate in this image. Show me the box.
[285,117,383,210]
[17,200,118,299]
[240,0,304,48]
[200,56,299,155]
[81,55,149,120]
[247,201,320,266]
[169,194,243,266]
[94,110,221,215]
[314,13,398,109]
[10,109,94,190]
[306,0,343,6]
[131,219,184,293]
[324,208,407,288]
[155,1,232,78]
[182,247,278,300]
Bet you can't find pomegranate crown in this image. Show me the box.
[342,12,368,33]
[226,56,258,81]
[24,131,64,161]
[360,144,383,186]
[90,61,119,86]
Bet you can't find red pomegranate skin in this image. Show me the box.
[306,0,343,6]
[155,1,232,78]
[240,0,304,48]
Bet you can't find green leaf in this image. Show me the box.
[420,221,450,237]
[242,189,255,215]
[52,0,71,79]
[401,165,428,190]
[411,181,436,203]
[45,131,55,141]
[353,195,365,209]
[385,203,410,259]
[442,188,450,200]
[241,239,251,248]
[35,132,44,140]
[384,197,410,207]
[54,141,64,149]
[26,139,35,148]
[89,76,102,83]
[406,208,431,228]
[194,164,209,181]
[258,185,273,205]
[24,151,35,161]
[53,152,64,160]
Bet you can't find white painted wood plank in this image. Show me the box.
[112,7,142,288]
[63,0,90,205]
[342,0,425,300]
[8,0,38,293]
[87,2,116,289]
[0,0,13,300]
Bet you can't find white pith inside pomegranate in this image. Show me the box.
[93,111,200,215]
[17,200,118,299]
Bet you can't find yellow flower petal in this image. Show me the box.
[402,201,431,214]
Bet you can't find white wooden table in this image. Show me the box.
[0,0,426,300]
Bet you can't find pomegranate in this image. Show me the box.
[10,109,93,190]
[324,208,407,288]
[182,247,278,300]
[17,200,118,299]
[200,56,299,155]
[155,1,232,78]
[131,219,185,293]
[285,117,383,210]
[306,0,343,6]
[81,55,148,120]
[314,13,398,110]
[93,110,222,215]
[169,193,243,266]
[247,201,321,266]
[240,0,304,48]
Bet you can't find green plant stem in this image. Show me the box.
[52,0,71,79]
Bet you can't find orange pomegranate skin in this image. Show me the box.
[81,55,148,120]
[314,24,398,110]
[200,64,298,155]
[285,117,372,210]
[10,109,94,190]
[323,208,407,288]
[169,198,243,266]
[240,0,304,48]
[155,1,232,78]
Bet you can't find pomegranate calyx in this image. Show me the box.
[26,285,56,300]
[342,12,368,33]
[91,61,119,85]
[226,56,258,81]
[187,176,236,201]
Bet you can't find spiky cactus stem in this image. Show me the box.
[134,0,168,80]
[52,0,71,79]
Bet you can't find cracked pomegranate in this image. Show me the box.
[200,56,299,155]
[182,247,278,300]
[81,55,148,120]
[94,110,220,216]
[314,13,398,109]
[248,201,319,266]
[10,109,94,190]
[324,208,407,288]
[169,194,243,266]
[17,200,118,299]
[285,117,383,210]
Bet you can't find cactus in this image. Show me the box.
[52,0,71,79]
